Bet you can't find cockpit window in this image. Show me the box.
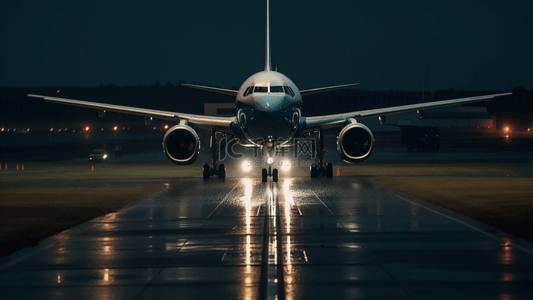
[243,86,253,97]
[254,86,268,93]
[270,86,284,93]
[283,86,295,97]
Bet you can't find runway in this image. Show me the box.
[1,177,533,299]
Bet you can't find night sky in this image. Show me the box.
[1,0,532,91]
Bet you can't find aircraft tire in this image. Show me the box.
[325,163,333,178]
[218,164,226,179]
[203,163,210,179]
[262,168,268,182]
[310,165,317,178]
[272,168,278,182]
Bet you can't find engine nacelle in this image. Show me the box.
[163,125,200,165]
[337,122,375,163]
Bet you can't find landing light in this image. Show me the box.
[242,161,252,172]
[267,157,274,165]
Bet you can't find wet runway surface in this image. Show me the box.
[1,177,533,299]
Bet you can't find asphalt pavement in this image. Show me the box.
[1,176,533,299]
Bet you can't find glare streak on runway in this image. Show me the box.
[1,177,533,299]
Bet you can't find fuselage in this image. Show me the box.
[236,71,302,144]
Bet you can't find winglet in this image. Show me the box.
[265,0,272,71]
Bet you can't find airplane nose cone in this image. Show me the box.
[254,95,285,112]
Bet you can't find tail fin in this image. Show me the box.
[264,0,272,71]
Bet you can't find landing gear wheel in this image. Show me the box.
[272,168,278,182]
[325,163,333,178]
[310,165,317,178]
[262,168,268,182]
[319,166,326,176]
[203,163,210,179]
[218,164,226,179]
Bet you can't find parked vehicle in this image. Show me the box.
[89,149,108,162]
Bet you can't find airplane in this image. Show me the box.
[28,0,511,183]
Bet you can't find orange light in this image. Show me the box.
[101,128,104,131]
[85,126,90,131]
[113,126,118,131]
[164,125,169,129]
[56,90,60,93]
[50,128,54,132]
[58,129,61,132]
[153,127,156,130]
[1,128,4,132]
[122,127,125,130]
[528,128,531,132]
[27,128,30,132]
[505,127,509,132]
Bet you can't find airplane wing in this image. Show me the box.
[27,94,236,132]
[181,83,238,96]
[300,83,359,96]
[304,92,512,130]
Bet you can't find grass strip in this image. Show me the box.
[0,184,167,258]
[371,176,533,241]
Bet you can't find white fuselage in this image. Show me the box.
[235,71,302,144]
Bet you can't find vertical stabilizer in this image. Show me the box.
[264,0,272,71]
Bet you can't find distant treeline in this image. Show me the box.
[1,83,531,127]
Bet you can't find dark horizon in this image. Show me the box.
[1,1,532,91]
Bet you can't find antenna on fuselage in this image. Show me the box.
[264,0,272,71]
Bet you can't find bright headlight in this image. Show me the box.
[103,154,107,159]
[267,157,274,165]
[242,160,252,172]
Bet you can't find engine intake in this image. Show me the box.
[163,125,200,165]
[337,122,374,163]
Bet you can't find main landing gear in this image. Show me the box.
[310,128,333,178]
[261,165,278,183]
[203,129,226,179]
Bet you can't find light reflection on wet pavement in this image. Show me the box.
[1,177,533,299]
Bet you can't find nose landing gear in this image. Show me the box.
[261,165,279,182]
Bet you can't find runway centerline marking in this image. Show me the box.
[259,180,285,300]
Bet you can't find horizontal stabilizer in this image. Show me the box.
[300,83,359,96]
[181,83,238,96]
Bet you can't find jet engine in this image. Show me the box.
[163,125,200,165]
[337,122,374,163]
